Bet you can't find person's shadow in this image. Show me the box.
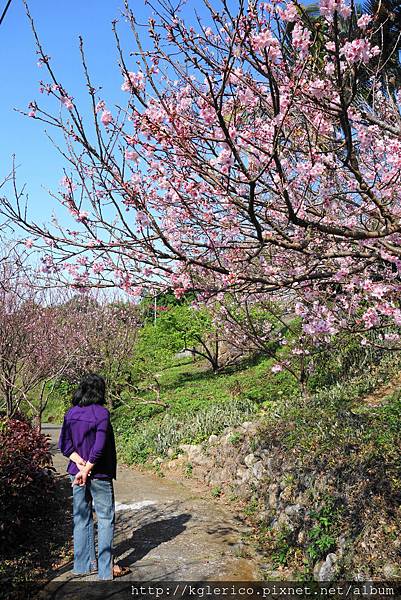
[114,508,192,567]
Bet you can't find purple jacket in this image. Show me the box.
[58,404,117,479]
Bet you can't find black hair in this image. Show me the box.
[72,373,106,407]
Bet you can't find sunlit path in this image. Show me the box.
[40,425,259,597]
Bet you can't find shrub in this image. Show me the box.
[0,414,55,555]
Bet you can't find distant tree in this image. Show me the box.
[0,252,139,418]
[0,254,70,417]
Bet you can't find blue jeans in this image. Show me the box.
[69,475,115,580]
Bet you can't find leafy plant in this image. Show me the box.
[228,432,243,445]
[306,497,340,562]
[0,414,56,554]
[211,486,222,498]
[184,462,193,478]
[272,526,295,567]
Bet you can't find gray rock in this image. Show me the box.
[236,465,251,484]
[352,572,369,582]
[272,512,294,532]
[208,434,219,444]
[297,530,306,544]
[268,484,280,509]
[263,457,274,475]
[244,453,258,468]
[280,486,294,503]
[179,443,211,466]
[383,563,400,578]
[337,535,347,557]
[179,443,193,453]
[314,553,337,581]
[284,504,303,517]
[257,510,270,523]
[252,461,265,480]
[208,466,233,486]
[241,421,257,432]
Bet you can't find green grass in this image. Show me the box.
[112,355,300,464]
[260,352,401,464]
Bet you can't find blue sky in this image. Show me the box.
[0,0,221,232]
[0,0,157,227]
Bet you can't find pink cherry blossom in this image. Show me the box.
[281,2,298,22]
[125,149,138,161]
[100,110,113,126]
[77,211,89,221]
[61,95,73,110]
[362,308,380,329]
[95,100,105,113]
[340,39,380,64]
[121,71,145,92]
[357,14,372,29]
[3,0,401,358]
[291,23,311,58]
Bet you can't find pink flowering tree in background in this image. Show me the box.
[0,252,73,418]
[0,250,139,418]
[55,294,140,405]
[2,0,401,380]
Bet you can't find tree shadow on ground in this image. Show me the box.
[161,352,270,392]
[114,511,192,568]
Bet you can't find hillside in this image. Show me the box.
[110,350,401,581]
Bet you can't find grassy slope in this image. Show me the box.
[112,355,300,464]
[36,349,401,579]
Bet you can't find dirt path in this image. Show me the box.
[359,372,401,407]
[41,425,259,593]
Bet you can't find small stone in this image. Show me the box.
[272,512,294,531]
[236,465,251,484]
[297,530,306,544]
[285,504,303,517]
[244,453,258,468]
[280,486,294,503]
[268,484,279,509]
[252,461,265,480]
[257,510,270,523]
[167,448,175,458]
[383,563,400,578]
[208,434,219,444]
[314,553,337,581]
[263,457,274,474]
[179,444,192,453]
[241,421,256,431]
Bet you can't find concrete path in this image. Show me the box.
[41,425,259,592]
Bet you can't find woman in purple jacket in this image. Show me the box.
[58,373,129,580]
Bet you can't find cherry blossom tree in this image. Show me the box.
[0,253,70,417]
[55,294,140,405]
[0,251,139,418]
[2,0,401,355]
